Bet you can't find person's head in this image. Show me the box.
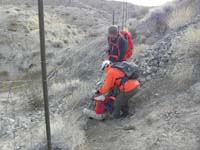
[108,25,118,38]
[101,60,111,71]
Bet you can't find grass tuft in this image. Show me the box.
[0,70,9,77]
[166,5,194,29]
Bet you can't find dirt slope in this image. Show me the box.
[0,0,200,150]
[84,3,200,150]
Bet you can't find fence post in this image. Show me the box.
[37,0,52,149]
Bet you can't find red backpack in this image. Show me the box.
[120,30,134,60]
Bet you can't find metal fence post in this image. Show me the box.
[37,0,52,149]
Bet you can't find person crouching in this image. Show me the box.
[83,60,140,120]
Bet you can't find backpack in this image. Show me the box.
[112,61,139,85]
[120,31,134,60]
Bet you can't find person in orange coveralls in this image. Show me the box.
[96,60,140,118]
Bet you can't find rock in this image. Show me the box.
[159,61,165,67]
[146,75,152,81]
[52,40,64,48]
[122,125,136,131]
[167,50,173,55]
[151,66,158,72]
[139,53,145,57]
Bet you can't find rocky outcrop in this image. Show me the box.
[136,15,200,84]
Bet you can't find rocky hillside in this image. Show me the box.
[0,0,200,150]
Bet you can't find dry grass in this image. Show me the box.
[177,26,200,57]
[0,70,42,110]
[165,24,200,90]
[49,78,94,113]
[14,81,43,111]
[132,44,148,59]
[0,70,41,93]
[26,16,38,31]
[128,27,137,39]
[51,40,64,48]
[88,32,101,37]
[166,5,194,29]
[186,28,200,56]
[0,70,8,77]
[21,70,41,80]
[64,81,93,109]
[167,26,198,88]
[169,62,194,90]
[185,27,200,47]
[27,86,43,111]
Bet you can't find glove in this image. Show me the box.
[104,49,109,54]
[94,94,105,101]
[91,90,100,100]
[96,81,103,86]
[95,90,100,94]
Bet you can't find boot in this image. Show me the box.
[83,108,106,120]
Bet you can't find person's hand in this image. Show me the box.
[91,90,100,100]
[91,89,97,95]
[94,94,105,101]
[91,90,100,95]
[95,90,100,94]
[96,81,103,86]
[104,49,109,54]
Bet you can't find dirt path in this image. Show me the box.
[84,82,200,150]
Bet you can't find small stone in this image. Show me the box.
[139,78,146,83]
[139,53,145,57]
[167,50,172,55]
[146,67,152,74]
[123,125,136,130]
[146,75,152,80]
[151,67,158,72]
[159,62,165,67]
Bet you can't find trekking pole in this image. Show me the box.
[125,0,128,28]
[38,0,52,149]
[122,0,125,30]
[112,10,115,25]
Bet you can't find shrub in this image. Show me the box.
[22,81,43,111]
[28,90,43,111]
[52,40,64,48]
[166,5,194,29]
[168,63,194,90]
[27,16,38,31]
[65,12,70,16]
[148,8,169,34]
[128,27,137,39]
[185,28,200,47]
[63,39,69,44]
[72,31,77,36]
[21,70,41,80]
[67,25,71,29]
[7,21,27,32]
[0,70,8,77]
[72,16,77,21]
[88,32,101,37]
[184,27,200,56]
[132,44,148,59]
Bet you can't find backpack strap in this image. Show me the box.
[108,34,122,60]
[116,36,121,58]
[115,75,129,87]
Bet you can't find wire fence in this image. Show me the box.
[0,1,96,149]
[0,48,94,149]
[0,57,91,148]
[0,0,78,6]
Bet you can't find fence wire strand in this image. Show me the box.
[0,1,100,149]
